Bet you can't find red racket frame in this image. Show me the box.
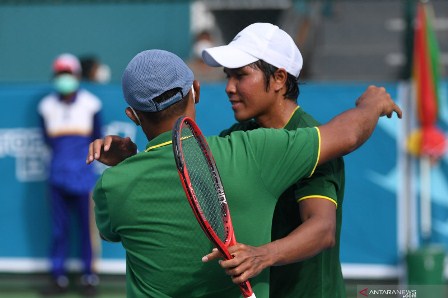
[172,116,255,298]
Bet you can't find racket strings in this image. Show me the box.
[180,125,227,242]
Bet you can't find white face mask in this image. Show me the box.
[193,40,214,59]
[94,64,111,84]
[191,85,195,101]
[129,107,141,126]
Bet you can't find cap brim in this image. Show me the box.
[202,45,258,69]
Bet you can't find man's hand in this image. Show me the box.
[355,85,403,119]
[202,243,273,284]
[86,135,137,166]
[318,85,403,165]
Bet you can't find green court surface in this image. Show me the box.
[0,273,126,298]
[0,274,396,298]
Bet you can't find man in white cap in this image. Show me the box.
[200,23,346,298]
[38,53,102,296]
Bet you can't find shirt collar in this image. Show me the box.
[58,91,79,103]
[145,131,173,152]
[283,106,301,130]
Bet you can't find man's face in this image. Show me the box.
[224,65,275,122]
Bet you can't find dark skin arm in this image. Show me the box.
[202,198,336,284]
[294,198,337,260]
[87,86,401,167]
[86,135,137,166]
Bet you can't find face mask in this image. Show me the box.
[193,40,214,59]
[54,74,80,95]
[191,85,195,101]
[94,64,111,84]
[129,107,141,126]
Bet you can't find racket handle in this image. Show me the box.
[240,280,255,298]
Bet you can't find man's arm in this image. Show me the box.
[92,178,122,243]
[317,85,402,165]
[86,135,137,166]
[86,120,261,165]
[87,86,400,167]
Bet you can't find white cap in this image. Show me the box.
[202,23,303,78]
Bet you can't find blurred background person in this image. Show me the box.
[80,55,111,84]
[37,53,102,296]
[187,30,225,82]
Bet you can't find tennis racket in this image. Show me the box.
[172,116,256,298]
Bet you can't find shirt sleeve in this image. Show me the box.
[294,157,345,208]
[233,127,320,197]
[93,176,121,242]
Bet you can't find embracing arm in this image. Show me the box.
[85,86,397,167]
[263,198,336,264]
[86,135,137,166]
[203,198,336,284]
[317,85,402,165]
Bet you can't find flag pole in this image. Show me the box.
[419,155,432,243]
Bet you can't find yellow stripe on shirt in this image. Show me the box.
[307,127,321,178]
[297,195,338,208]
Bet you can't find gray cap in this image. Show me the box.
[122,50,194,112]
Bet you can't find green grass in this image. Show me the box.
[0,273,126,298]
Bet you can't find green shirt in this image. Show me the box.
[94,126,320,298]
[220,107,346,298]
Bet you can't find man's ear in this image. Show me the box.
[272,68,288,92]
[193,80,200,104]
[125,107,141,126]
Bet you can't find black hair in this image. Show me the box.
[152,87,182,104]
[250,60,300,101]
[79,56,99,81]
[140,87,189,123]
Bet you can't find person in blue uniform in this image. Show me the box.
[38,53,102,296]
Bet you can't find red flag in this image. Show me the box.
[412,2,445,158]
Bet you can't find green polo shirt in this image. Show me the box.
[94,126,320,298]
[221,107,346,298]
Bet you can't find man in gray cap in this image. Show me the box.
[90,49,401,298]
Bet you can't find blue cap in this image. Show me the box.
[122,50,194,112]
